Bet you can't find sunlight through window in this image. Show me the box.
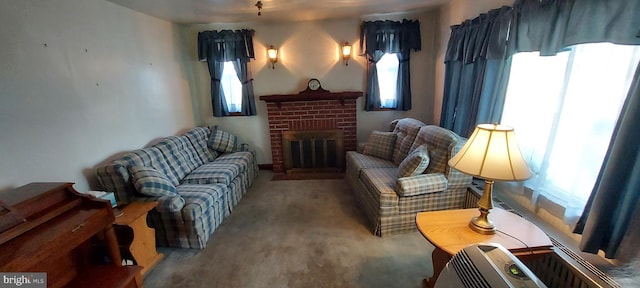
[501,43,640,221]
[221,61,243,113]
[376,53,399,108]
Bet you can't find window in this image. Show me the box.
[500,43,640,222]
[220,61,243,113]
[376,53,400,108]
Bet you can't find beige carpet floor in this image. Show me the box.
[143,171,435,288]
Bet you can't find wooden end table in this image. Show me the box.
[416,207,553,288]
[114,201,164,277]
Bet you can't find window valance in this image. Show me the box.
[198,29,255,62]
[508,0,640,56]
[444,6,513,64]
[359,19,421,58]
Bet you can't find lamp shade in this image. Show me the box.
[448,124,532,181]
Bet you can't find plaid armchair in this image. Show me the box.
[346,118,473,236]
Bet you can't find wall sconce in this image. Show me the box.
[341,42,352,66]
[267,45,278,70]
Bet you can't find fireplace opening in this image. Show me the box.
[283,130,344,175]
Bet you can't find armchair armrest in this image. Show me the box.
[395,173,447,197]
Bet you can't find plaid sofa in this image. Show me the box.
[346,118,472,236]
[96,127,258,249]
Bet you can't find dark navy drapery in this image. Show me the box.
[360,20,421,111]
[440,6,513,137]
[198,29,257,117]
[441,0,640,258]
[505,0,640,259]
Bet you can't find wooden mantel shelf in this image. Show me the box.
[260,90,362,107]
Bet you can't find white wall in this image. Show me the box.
[434,0,513,125]
[0,0,194,192]
[183,11,438,165]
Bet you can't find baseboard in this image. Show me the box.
[258,164,273,170]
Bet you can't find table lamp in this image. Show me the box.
[448,124,532,235]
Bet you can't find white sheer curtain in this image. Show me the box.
[221,61,242,113]
[376,53,399,108]
[500,43,640,224]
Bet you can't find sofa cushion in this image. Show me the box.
[397,145,430,177]
[411,126,462,174]
[391,118,426,165]
[213,151,254,173]
[181,162,242,186]
[183,127,219,163]
[208,126,237,153]
[129,166,179,197]
[395,173,447,197]
[362,131,396,160]
[346,151,396,172]
[116,147,180,186]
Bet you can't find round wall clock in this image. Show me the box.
[308,78,321,91]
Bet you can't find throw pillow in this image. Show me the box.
[208,125,238,153]
[129,166,178,197]
[362,131,396,160]
[397,145,430,177]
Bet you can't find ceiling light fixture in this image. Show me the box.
[255,1,263,16]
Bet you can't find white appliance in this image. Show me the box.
[435,243,547,288]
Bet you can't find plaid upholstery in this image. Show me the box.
[208,125,238,153]
[397,145,430,177]
[396,173,447,197]
[96,147,178,204]
[146,183,228,249]
[446,141,473,189]
[362,131,396,160]
[177,184,228,220]
[345,119,472,237]
[398,187,466,214]
[181,162,241,185]
[411,125,461,174]
[183,127,218,164]
[154,136,198,182]
[360,168,399,210]
[136,195,186,213]
[213,151,254,173]
[391,118,425,165]
[95,126,258,249]
[346,151,396,175]
[129,165,178,197]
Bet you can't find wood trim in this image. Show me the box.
[259,91,362,107]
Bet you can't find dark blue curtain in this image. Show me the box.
[504,0,640,258]
[198,29,257,117]
[440,6,513,137]
[508,0,640,56]
[360,20,421,111]
[573,60,640,258]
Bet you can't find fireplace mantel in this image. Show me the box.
[260,90,362,107]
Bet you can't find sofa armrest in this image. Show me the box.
[135,195,185,213]
[237,143,251,152]
[395,173,448,197]
[358,142,367,153]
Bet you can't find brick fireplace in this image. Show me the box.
[260,90,362,179]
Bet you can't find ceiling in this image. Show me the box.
[107,0,450,24]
